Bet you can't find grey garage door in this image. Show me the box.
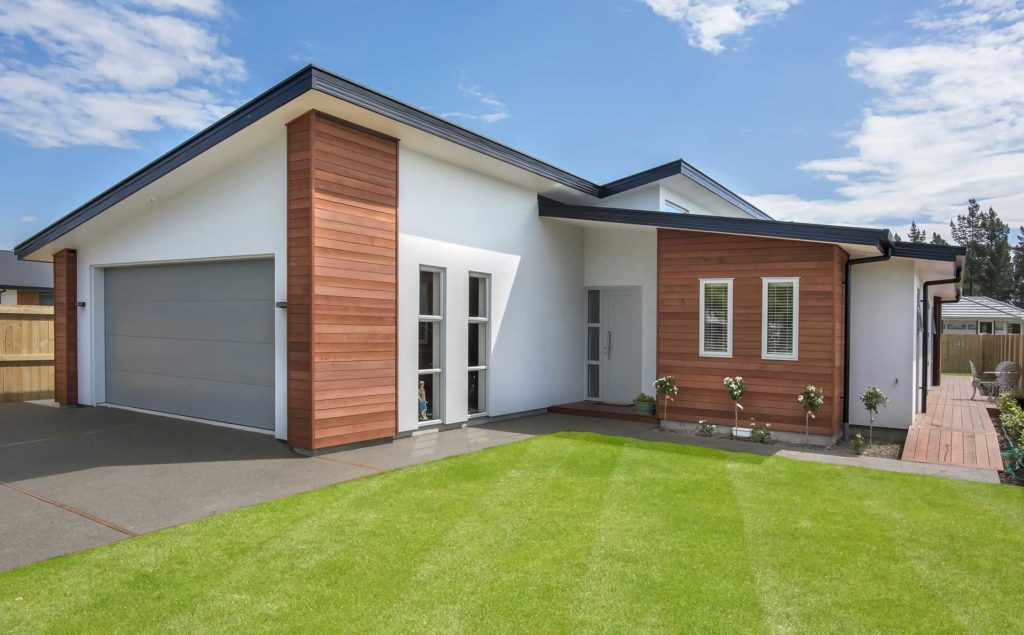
[104,259,275,430]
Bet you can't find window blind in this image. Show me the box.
[703,282,730,353]
[765,282,794,356]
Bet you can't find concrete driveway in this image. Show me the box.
[0,403,578,572]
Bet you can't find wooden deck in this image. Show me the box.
[901,376,1003,471]
[548,401,658,425]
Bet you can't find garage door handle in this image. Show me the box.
[275,301,288,309]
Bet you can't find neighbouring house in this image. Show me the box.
[0,249,52,306]
[941,295,1024,335]
[14,65,965,450]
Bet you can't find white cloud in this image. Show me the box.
[0,0,245,148]
[641,0,799,53]
[20,215,35,222]
[441,80,509,124]
[749,0,1024,237]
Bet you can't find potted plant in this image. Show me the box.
[723,376,747,437]
[797,385,825,445]
[653,376,678,421]
[634,392,656,415]
[859,386,888,446]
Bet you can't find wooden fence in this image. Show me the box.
[942,333,1024,375]
[0,305,54,402]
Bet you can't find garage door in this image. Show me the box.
[104,259,275,429]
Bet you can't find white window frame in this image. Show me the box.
[418,267,445,425]
[761,277,800,361]
[699,278,733,358]
[468,273,490,418]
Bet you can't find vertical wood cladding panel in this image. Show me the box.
[657,230,846,436]
[53,248,77,406]
[287,111,397,450]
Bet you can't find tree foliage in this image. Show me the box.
[949,199,1012,301]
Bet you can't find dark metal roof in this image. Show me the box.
[890,241,967,262]
[15,65,779,259]
[0,250,52,289]
[598,159,773,220]
[538,197,892,249]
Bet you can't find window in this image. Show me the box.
[1010,323,1022,335]
[418,268,444,423]
[979,320,994,335]
[586,289,601,398]
[663,200,690,214]
[762,278,799,360]
[468,274,489,417]
[699,279,732,357]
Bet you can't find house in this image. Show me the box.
[14,65,965,450]
[0,249,52,305]
[941,296,1024,335]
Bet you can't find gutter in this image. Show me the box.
[843,242,893,440]
[920,268,963,413]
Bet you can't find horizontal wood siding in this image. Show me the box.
[287,113,314,449]
[53,248,77,406]
[657,230,846,435]
[287,110,398,450]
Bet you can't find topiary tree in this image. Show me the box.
[797,385,825,445]
[653,376,678,421]
[859,386,889,446]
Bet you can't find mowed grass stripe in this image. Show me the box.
[728,457,962,632]
[569,434,767,632]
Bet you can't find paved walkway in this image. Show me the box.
[902,376,1003,471]
[1,400,1000,572]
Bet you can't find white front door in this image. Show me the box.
[585,287,642,405]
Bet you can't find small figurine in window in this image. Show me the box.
[418,380,429,421]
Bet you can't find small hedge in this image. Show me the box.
[997,392,1024,446]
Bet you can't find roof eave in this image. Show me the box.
[538,196,888,249]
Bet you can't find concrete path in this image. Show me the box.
[0,403,999,572]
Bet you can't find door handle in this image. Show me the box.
[607,330,612,359]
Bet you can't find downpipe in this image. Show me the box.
[920,268,962,414]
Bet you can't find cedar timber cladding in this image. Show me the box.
[53,248,78,406]
[287,111,398,451]
[657,230,847,435]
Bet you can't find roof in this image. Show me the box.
[598,160,772,220]
[15,65,768,259]
[0,250,52,289]
[890,241,967,262]
[941,296,1024,321]
[538,197,892,250]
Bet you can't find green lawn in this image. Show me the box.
[2,433,1022,634]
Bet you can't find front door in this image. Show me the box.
[585,287,642,405]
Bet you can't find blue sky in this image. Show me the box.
[2,0,1023,249]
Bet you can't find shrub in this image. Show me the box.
[696,420,716,437]
[997,391,1024,446]
[853,433,865,455]
[634,393,655,404]
[749,419,773,444]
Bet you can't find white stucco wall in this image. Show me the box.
[582,226,657,396]
[397,147,584,433]
[594,184,661,211]
[71,132,289,438]
[848,259,917,429]
[0,289,16,304]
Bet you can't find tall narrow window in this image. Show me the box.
[699,279,732,357]
[762,277,799,360]
[586,289,601,398]
[468,274,490,417]
[418,268,444,423]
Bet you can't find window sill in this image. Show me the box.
[762,355,798,362]
[699,352,732,358]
